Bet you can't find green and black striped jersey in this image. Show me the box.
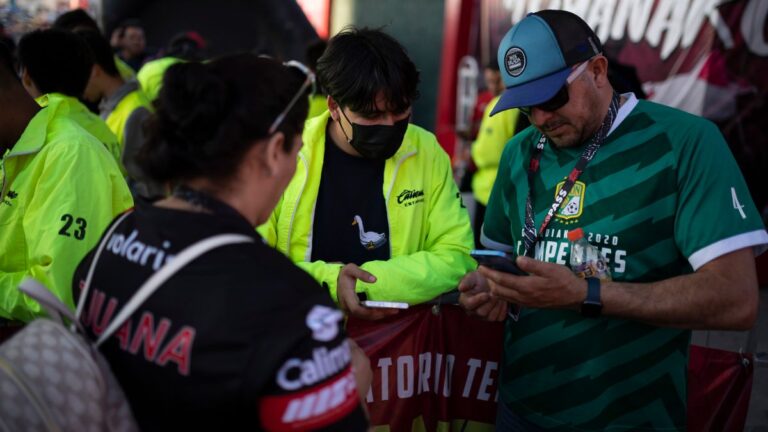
[482,94,768,431]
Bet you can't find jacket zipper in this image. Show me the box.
[384,151,417,256]
[289,149,417,260]
[288,152,309,257]
[0,156,6,201]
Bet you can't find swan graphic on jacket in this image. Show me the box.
[352,215,387,250]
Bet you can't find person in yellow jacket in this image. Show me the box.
[78,29,164,199]
[260,28,474,319]
[51,8,136,82]
[17,28,124,173]
[136,31,208,102]
[471,95,519,245]
[0,44,133,324]
[137,56,182,102]
[77,29,151,150]
[469,61,521,247]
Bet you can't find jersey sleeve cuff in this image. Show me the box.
[688,229,768,270]
[479,228,516,252]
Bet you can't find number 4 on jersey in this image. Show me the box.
[731,187,747,220]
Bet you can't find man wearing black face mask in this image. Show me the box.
[260,27,475,319]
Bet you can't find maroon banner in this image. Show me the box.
[688,345,754,432]
[347,305,504,431]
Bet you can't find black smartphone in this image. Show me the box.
[470,250,527,276]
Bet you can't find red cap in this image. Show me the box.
[567,228,584,242]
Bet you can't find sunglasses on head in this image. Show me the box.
[519,59,591,117]
[268,60,316,135]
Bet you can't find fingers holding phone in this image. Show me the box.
[470,249,527,275]
[458,270,505,321]
[464,250,529,321]
[337,263,401,320]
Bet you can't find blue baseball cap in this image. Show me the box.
[491,10,602,116]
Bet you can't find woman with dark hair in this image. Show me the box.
[72,54,369,431]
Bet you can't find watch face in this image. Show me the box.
[581,301,603,318]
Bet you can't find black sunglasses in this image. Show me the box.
[519,60,590,116]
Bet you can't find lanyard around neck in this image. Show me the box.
[521,92,620,257]
[173,185,244,220]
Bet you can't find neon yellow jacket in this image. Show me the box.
[471,96,519,205]
[260,112,475,304]
[115,55,136,81]
[137,56,183,102]
[104,85,152,151]
[36,93,125,175]
[308,94,327,119]
[0,107,133,321]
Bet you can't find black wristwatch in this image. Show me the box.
[581,277,603,318]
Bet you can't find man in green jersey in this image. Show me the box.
[459,10,768,431]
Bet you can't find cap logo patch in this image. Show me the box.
[504,47,526,77]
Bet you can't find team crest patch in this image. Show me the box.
[504,47,526,77]
[555,180,585,220]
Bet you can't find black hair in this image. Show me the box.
[74,29,119,77]
[305,39,326,71]
[305,39,326,95]
[17,29,94,97]
[165,32,205,62]
[52,8,99,32]
[317,27,419,116]
[139,54,309,184]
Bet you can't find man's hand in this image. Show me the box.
[337,263,400,320]
[477,256,586,309]
[458,271,508,321]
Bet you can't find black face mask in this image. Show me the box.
[338,109,409,160]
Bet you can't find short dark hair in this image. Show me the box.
[74,29,119,77]
[166,32,205,62]
[305,39,326,94]
[305,39,327,71]
[139,54,309,184]
[52,8,99,32]
[317,27,419,116]
[17,29,94,97]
